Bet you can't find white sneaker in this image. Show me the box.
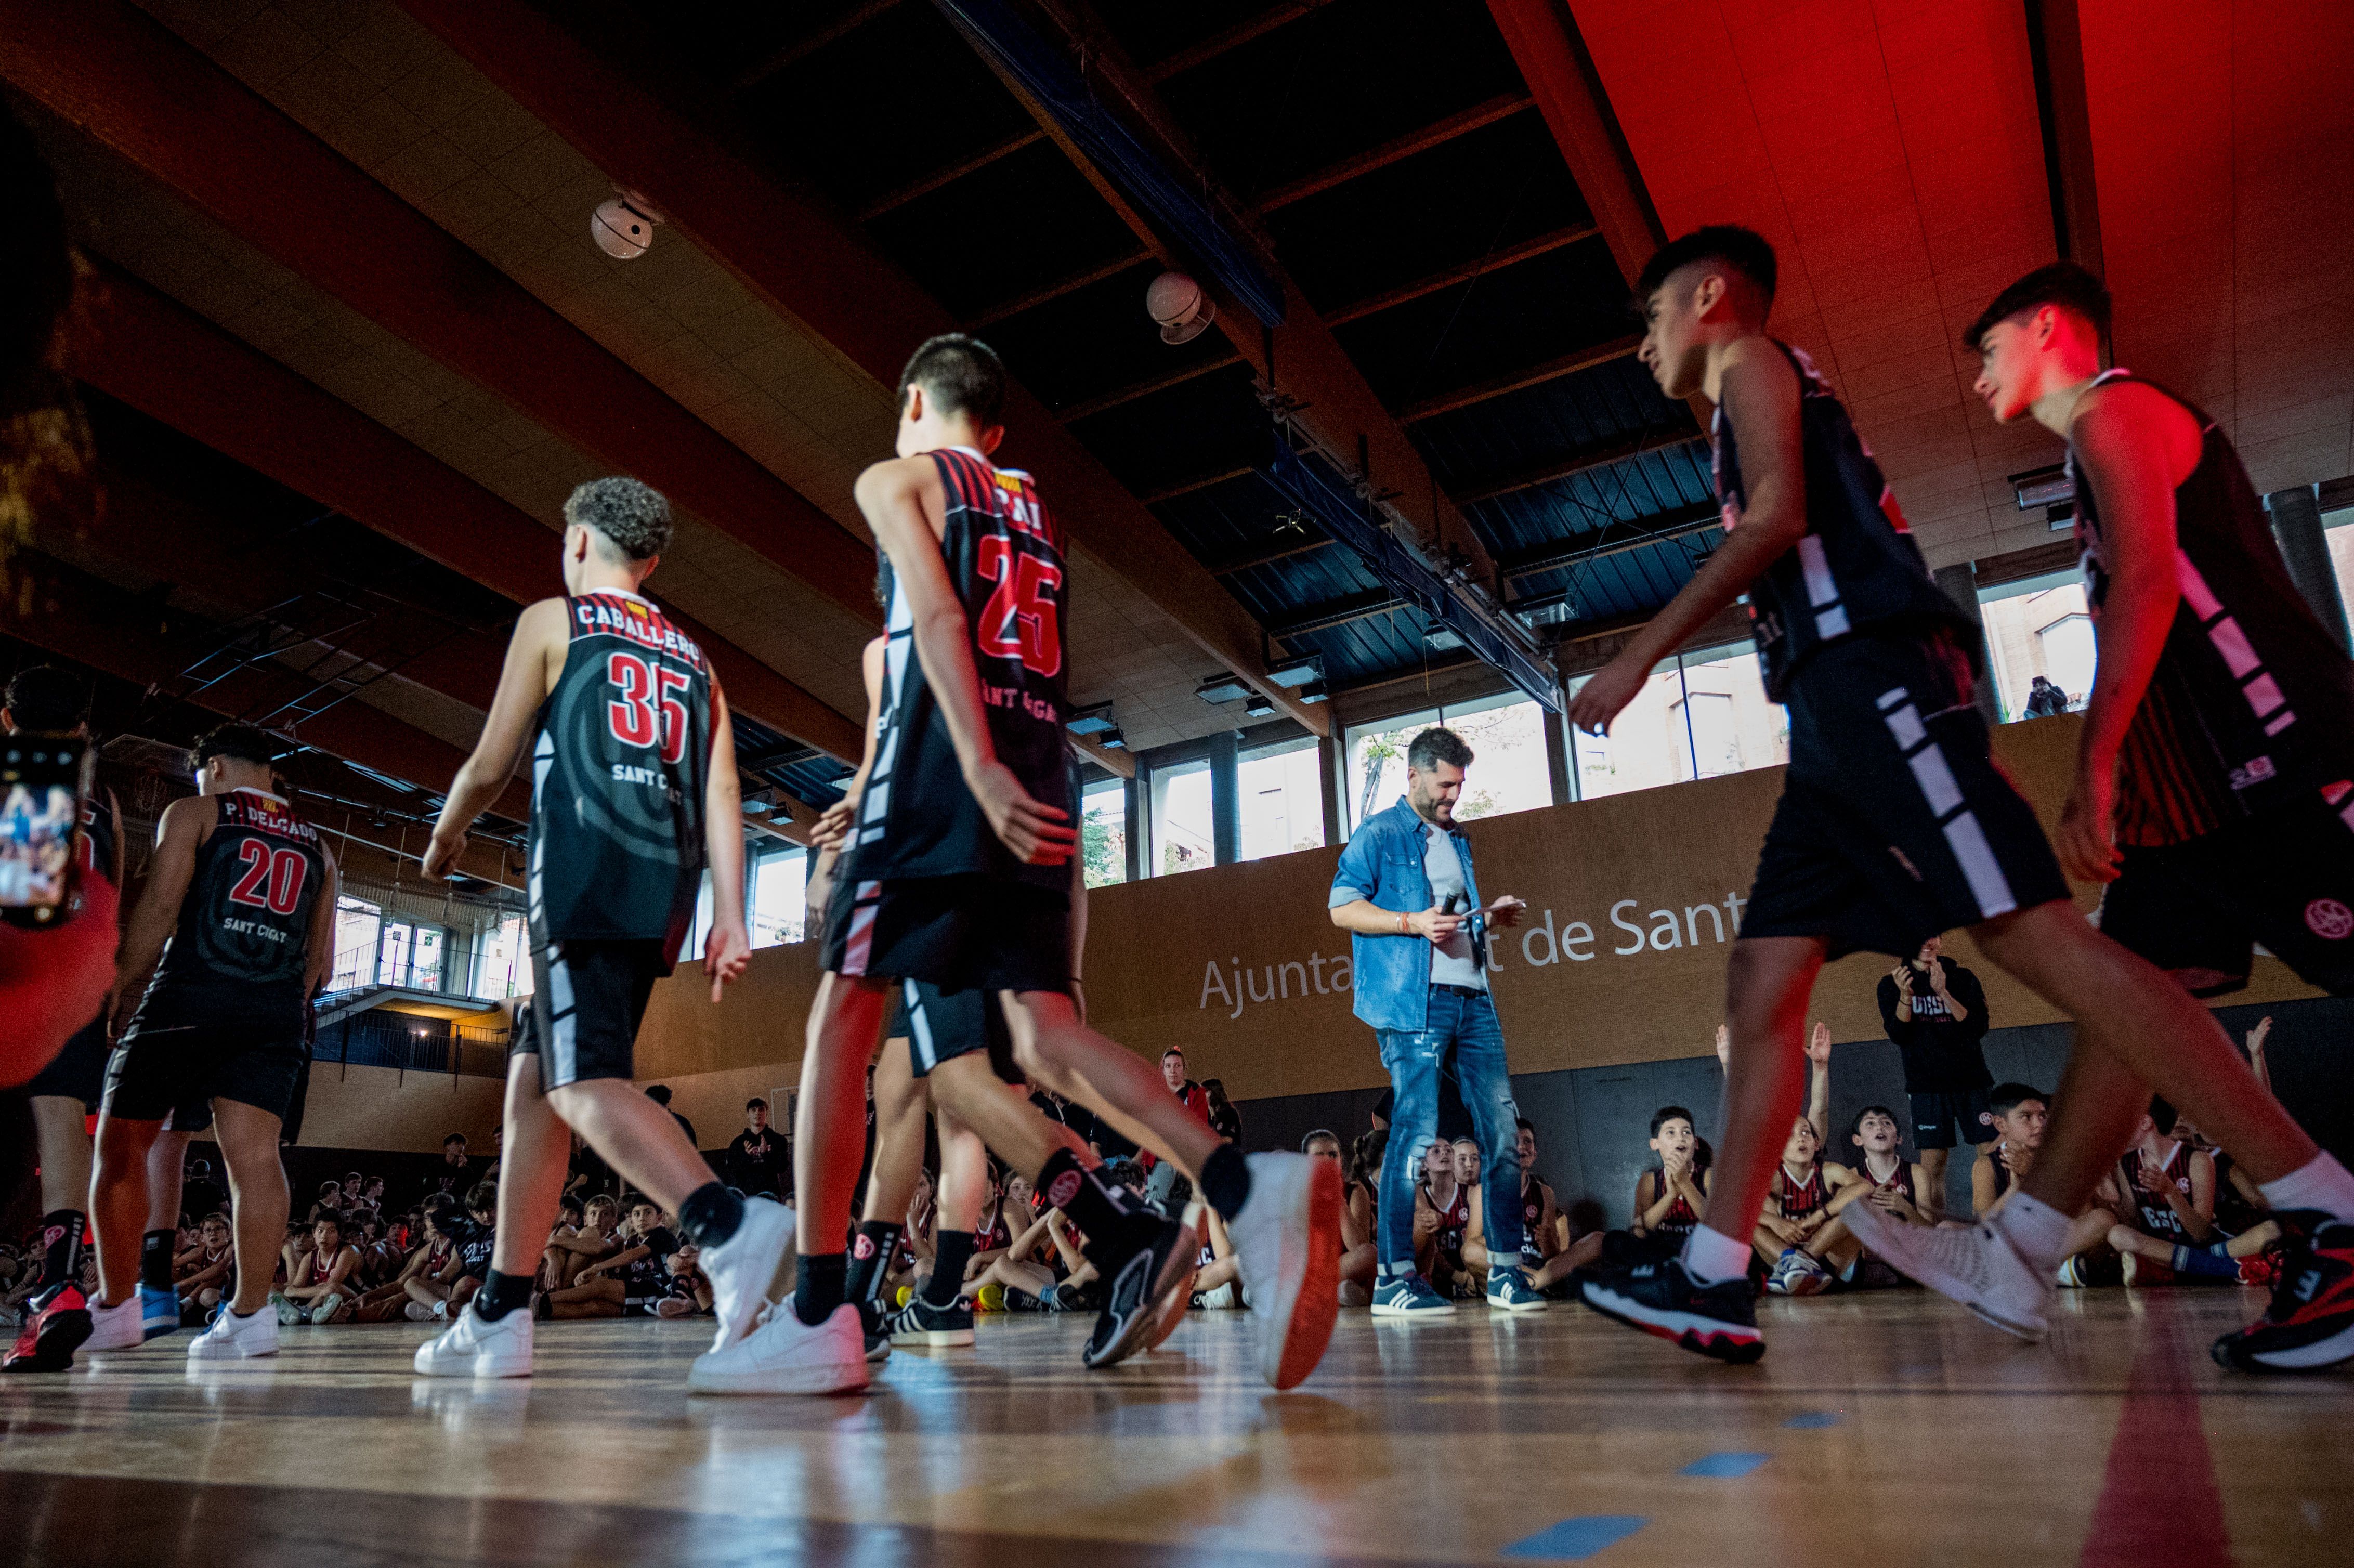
[187,1305,280,1360]
[688,1302,867,1396]
[1842,1202,2049,1341]
[698,1197,795,1357]
[1226,1151,1342,1390]
[403,1301,439,1323]
[415,1304,533,1379]
[85,1296,145,1352]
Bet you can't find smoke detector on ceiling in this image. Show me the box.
[592,190,663,260]
[1146,270,1215,345]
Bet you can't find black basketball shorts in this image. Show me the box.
[2096,787,2354,998]
[820,872,1070,996]
[884,977,1022,1083]
[529,937,668,1091]
[25,1011,110,1108]
[1741,634,2071,960]
[1907,1086,1994,1151]
[101,985,307,1123]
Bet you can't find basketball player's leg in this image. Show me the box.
[845,1029,927,1342]
[207,1099,287,1320]
[890,1086,998,1344]
[27,1097,89,1278]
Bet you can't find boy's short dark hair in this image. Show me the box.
[1406,726,1473,772]
[1963,260,2111,352]
[1636,225,1778,308]
[1987,1082,2046,1117]
[443,1133,466,1147]
[563,476,673,561]
[1849,1104,1899,1141]
[898,333,1005,427]
[465,1181,498,1212]
[4,665,85,731]
[745,1097,767,1112]
[1650,1105,1695,1139]
[193,723,281,769]
[2148,1095,2178,1135]
[1514,1116,1535,1136]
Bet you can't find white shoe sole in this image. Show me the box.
[1578,1280,1763,1358]
[1842,1204,2047,1342]
[1369,1297,1455,1318]
[703,1202,796,1358]
[889,1327,975,1348]
[1235,1154,1341,1390]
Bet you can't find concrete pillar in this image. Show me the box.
[1543,688,1574,805]
[1122,770,1144,882]
[1208,729,1240,865]
[1934,561,2003,725]
[2267,484,2352,654]
[1318,734,1344,845]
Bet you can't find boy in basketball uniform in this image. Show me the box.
[82,725,335,1362]
[2102,1101,2217,1283]
[3,668,127,1371]
[1847,263,2354,1373]
[1569,229,2291,1364]
[411,477,791,1382]
[704,336,1338,1395]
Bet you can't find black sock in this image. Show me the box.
[846,1221,901,1309]
[793,1252,847,1327]
[925,1230,976,1308]
[139,1228,175,1293]
[39,1210,85,1290]
[1038,1148,1153,1263]
[1198,1143,1252,1222]
[473,1269,537,1322]
[676,1182,744,1250]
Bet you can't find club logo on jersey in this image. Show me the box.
[2305,898,2353,940]
[853,1234,876,1261]
[1045,1170,1083,1210]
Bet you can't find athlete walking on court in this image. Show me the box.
[411,476,792,1382]
[697,335,1340,1396]
[83,725,335,1363]
[1844,263,2354,1371]
[1565,228,2316,1364]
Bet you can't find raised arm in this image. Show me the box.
[425,598,568,879]
[1804,1022,1832,1146]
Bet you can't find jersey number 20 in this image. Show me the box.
[228,840,308,916]
[607,652,691,765]
[975,535,1063,678]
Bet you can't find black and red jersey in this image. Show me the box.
[848,447,1073,893]
[528,590,713,959]
[1427,1180,1470,1255]
[2071,370,2354,847]
[150,788,325,997]
[2123,1141,2195,1242]
[1772,1160,1828,1222]
[1646,1171,1701,1238]
[1863,1158,1917,1206]
[1714,342,1980,699]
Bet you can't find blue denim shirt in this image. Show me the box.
[1328,797,1485,1033]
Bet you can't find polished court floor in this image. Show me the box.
[1,1289,2346,1566]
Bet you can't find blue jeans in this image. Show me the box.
[1375,987,1524,1271]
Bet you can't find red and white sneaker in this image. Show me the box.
[2213,1213,2354,1373]
[1,1284,92,1373]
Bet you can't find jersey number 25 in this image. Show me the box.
[975,535,1063,678]
[607,652,691,765]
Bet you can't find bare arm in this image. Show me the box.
[698,683,749,1002]
[425,598,567,878]
[1570,339,1806,735]
[806,636,887,925]
[303,843,339,998]
[2058,382,2203,884]
[854,456,1073,865]
[108,795,211,1033]
[1804,1022,1832,1146]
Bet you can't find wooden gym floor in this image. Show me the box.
[0,1290,2346,1566]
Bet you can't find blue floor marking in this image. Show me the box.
[1679,1451,1770,1478]
[1501,1516,1649,1560]
[1783,1410,1843,1429]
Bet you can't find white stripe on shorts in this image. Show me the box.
[1877,687,2017,921]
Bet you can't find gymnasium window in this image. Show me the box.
[1150,759,1213,876]
[1565,643,1787,800]
[329,896,381,992]
[1238,738,1325,861]
[1081,777,1128,887]
[1977,569,2096,721]
[1344,692,1554,831]
[748,842,807,948]
[473,913,529,999]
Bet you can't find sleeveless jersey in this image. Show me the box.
[2070,371,2354,847]
[1647,1172,1699,1238]
[2123,1142,2195,1241]
[1714,342,1979,698]
[529,591,712,957]
[150,789,325,996]
[1864,1159,1917,1205]
[1773,1160,1828,1222]
[850,448,1073,893]
[974,1209,1012,1253]
[1428,1181,1470,1254]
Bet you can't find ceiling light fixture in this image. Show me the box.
[592,189,662,260]
[1265,652,1325,688]
[1146,271,1215,345]
[1195,672,1252,705]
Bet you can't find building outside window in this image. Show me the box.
[1151,759,1213,876]
[1565,643,1787,800]
[1344,691,1554,832]
[474,913,529,999]
[1238,738,1325,861]
[748,843,807,948]
[330,896,381,991]
[1979,571,2096,721]
[1081,777,1128,887]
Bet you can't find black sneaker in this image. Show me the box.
[1082,1216,1198,1370]
[1574,1258,1764,1365]
[2212,1211,2354,1373]
[884,1294,975,1348]
[856,1297,894,1362]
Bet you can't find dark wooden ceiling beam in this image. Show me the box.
[1143,2,1331,81]
[855,128,1045,220]
[0,0,880,621]
[1054,352,1243,423]
[1396,333,1641,424]
[1502,501,1722,590]
[1450,429,1704,506]
[963,247,1152,328]
[1255,91,1534,211]
[1209,535,1334,576]
[732,0,903,93]
[1324,223,1598,326]
[1135,466,1256,506]
[73,265,865,761]
[1270,589,1406,639]
[399,0,1330,734]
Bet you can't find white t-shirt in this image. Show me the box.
[1422,828,1485,990]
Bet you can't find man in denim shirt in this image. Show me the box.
[1328,727,1545,1314]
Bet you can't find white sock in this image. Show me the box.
[1994,1193,2073,1273]
[2258,1151,2354,1224]
[1682,1224,1751,1286]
